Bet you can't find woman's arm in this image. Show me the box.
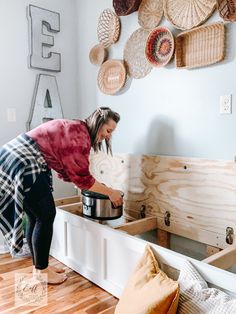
[88,180,123,208]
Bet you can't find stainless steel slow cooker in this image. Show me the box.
[81,190,123,220]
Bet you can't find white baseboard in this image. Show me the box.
[0,244,9,254]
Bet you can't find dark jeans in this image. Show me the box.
[23,172,56,270]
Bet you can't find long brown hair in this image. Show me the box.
[85,107,120,154]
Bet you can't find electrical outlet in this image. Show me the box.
[220,94,232,114]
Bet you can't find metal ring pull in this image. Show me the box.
[226,227,234,245]
[140,205,146,218]
[164,211,171,226]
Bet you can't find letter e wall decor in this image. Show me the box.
[27,5,61,71]
[26,74,63,130]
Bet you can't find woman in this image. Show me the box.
[0,107,123,284]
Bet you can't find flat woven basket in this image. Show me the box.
[97,9,120,48]
[97,60,126,95]
[138,0,163,29]
[89,44,107,66]
[145,27,175,67]
[217,0,236,21]
[164,0,216,30]
[175,22,225,69]
[113,0,142,16]
[124,28,152,79]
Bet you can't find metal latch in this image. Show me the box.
[226,227,234,245]
[140,205,146,218]
[164,211,171,226]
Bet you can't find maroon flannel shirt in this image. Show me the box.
[27,119,95,190]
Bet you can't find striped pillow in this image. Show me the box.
[178,260,236,314]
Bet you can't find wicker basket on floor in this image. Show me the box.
[217,0,236,21]
[175,22,225,69]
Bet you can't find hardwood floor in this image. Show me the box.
[0,253,118,313]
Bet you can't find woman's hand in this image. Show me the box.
[108,188,124,208]
[88,180,124,207]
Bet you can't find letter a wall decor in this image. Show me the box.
[27,5,61,71]
[26,74,63,130]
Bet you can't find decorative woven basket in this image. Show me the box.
[217,0,236,21]
[97,9,120,48]
[164,0,216,30]
[113,0,142,16]
[124,28,152,79]
[89,44,107,66]
[138,0,163,29]
[145,27,175,67]
[175,22,225,69]
[97,60,127,95]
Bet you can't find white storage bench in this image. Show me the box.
[50,152,236,298]
[50,196,236,298]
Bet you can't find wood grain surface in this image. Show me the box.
[90,152,236,249]
[0,253,118,313]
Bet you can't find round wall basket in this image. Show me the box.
[89,44,107,66]
[97,60,126,95]
[138,0,163,29]
[217,0,236,21]
[97,9,120,48]
[124,28,152,79]
[164,0,216,30]
[113,0,142,16]
[145,27,175,67]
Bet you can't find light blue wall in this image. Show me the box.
[76,0,236,161]
[75,2,236,259]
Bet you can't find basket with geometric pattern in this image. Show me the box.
[217,0,236,21]
[145,27,175,67]
[97,9,120,48]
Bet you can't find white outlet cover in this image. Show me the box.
[220,94,232,114]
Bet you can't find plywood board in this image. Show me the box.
[90,152,236,249]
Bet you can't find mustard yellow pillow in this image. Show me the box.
[115,245,179,314]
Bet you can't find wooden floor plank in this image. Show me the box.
[0,253,118,313]
[85,296,117,314]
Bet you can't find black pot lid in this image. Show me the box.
[81,190,109,199]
